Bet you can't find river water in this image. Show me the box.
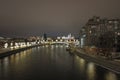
[0,45,120,80]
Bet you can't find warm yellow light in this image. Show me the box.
[56,40,58,42]
[4,43,8,48]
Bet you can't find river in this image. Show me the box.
[0,45,120,80]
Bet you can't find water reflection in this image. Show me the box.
[75,55,86,73]
[87,62,96,80]
[0,45,120,80]
[105,72,117,80]
[73,54,120,80]
[0,57,10,77]
[10,49,32,64]
[0,49,32,72]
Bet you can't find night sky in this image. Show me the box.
[0,0,120,37]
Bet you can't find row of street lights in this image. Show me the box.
[4,41,39,49]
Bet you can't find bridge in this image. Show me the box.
[40,41,79,45]
[2,39,80,50]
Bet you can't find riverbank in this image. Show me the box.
[0,44,40,58]
[70,47,120,74]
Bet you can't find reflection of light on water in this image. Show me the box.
[14,53,20,62]
[60,45,63,48]
[55,45,58,48]
[0,49,32,77]
[10,49,32,71]
[51,45,54,49]
[3,57,9,65]
[37,47,40,49]
[23,51,27,56]
[87,62,96,80]
[45,45,48,47]
[76,55,79,59]
[76,56,85,64]
[2,57,9,74]
[9,49,32,64]
[26,49,32,54]
[80,58,85,65]
[75,56,86,73]
[20,51,26,59]
[79,58,85,73]
[42,45,45,48]
[10,55,15,63]
[105,72,117,80]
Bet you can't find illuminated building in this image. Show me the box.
[80,16,120,50]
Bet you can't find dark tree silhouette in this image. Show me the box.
[97,31,115,58]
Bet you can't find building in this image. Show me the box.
[80,16,120,51]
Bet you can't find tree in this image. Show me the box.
[97,31,115,57]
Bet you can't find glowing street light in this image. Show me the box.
[4,43,8,48]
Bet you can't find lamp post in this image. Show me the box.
[115,32,117,52]
[115,22,118,51]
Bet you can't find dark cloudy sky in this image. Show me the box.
[0,0,120,37]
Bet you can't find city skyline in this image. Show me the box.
[0,0,120,37]
[0,1,120,79]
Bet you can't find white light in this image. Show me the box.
[10,46,14,49]
[10,43,13,46]
[4,43,8,48]
[89,31,92,33]
[83,35,86,37]
[118,33,120,35]
[81,38,84,48]
[57,37,60,39]
[62,36,66,39]
[15,43,19,48]
[27,42,30,46]
[56,40,58,42]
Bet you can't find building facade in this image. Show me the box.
[80,16,120,50]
